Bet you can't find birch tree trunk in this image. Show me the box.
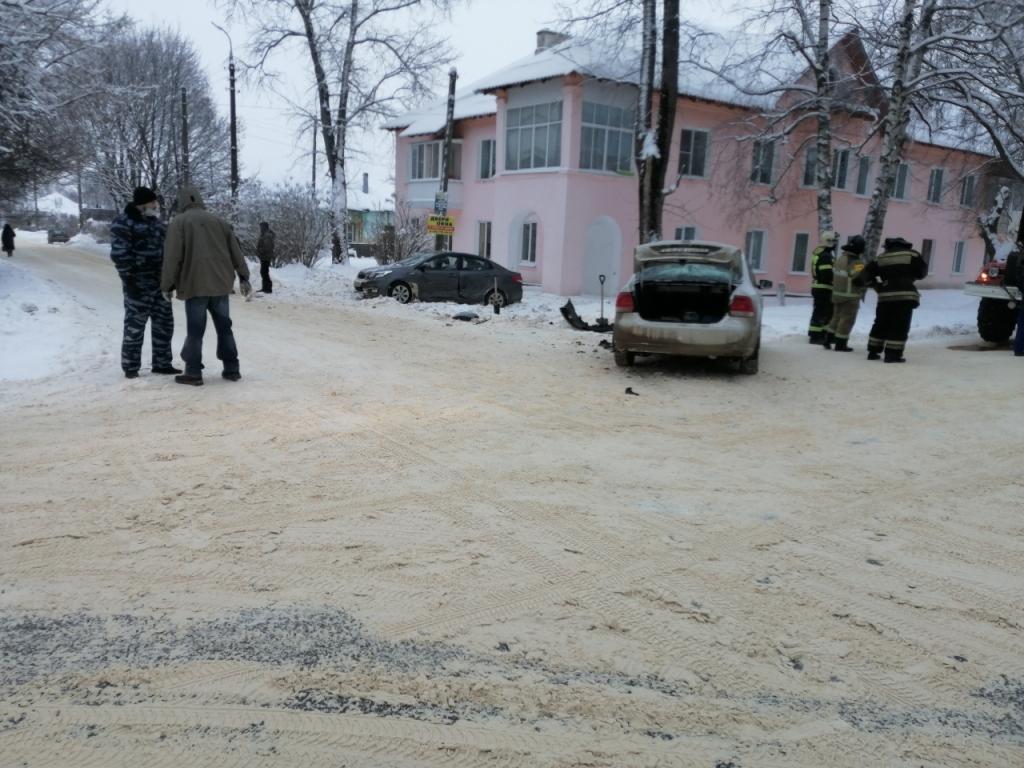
[645,0,679,243]
[331,0,358,264]
[861,0,922,258]
[814,0,834,235]
[636,0,657,244]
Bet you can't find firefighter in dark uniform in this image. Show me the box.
[857,236,928,363]
[808,230,836,344]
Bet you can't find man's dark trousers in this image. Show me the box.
[181,296,239,378]
[259,259,272,293]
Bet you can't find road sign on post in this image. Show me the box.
[426,215,455,236]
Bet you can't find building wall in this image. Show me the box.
[393,77,989,295]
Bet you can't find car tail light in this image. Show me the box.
[729,295,756,317]
[512,273,523,284]
[615,291,635,312]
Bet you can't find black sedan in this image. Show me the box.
[354,251,524,307]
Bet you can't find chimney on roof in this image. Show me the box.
[536,29,569,54]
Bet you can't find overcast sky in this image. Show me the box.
[102,0,725,205]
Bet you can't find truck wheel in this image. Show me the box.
[614,349,635,367]
[977,298,1016,343]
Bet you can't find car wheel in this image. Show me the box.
[614,349,635,367]
[977,298,1015,343]
[389,282,412,304]
[484,289,508,308]
[739,340,760,375]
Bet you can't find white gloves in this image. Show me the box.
[161,291,173,302]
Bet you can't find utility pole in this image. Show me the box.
[181,87,191,186]
[312,112,317,196]
[214,24,239,202]
[76,165,84,231]
[435,67,457,251]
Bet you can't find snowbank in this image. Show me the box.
[0,259,107,382]
[262,260,981,341]
[69,231,111,256]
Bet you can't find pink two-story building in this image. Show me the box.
[386,30,991,295]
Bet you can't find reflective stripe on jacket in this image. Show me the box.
[832,250,867,299]
[811,244,834,291]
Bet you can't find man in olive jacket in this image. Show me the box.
[161,184,252,386]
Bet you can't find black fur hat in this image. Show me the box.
[844,235,866,255]
[132,186,158,206]
[884,236,913,250]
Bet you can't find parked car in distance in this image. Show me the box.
[354,251,524,307]
[612,240,771,374]
[47,228,70,244]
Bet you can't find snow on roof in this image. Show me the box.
[31,191,78,214]
[383,87,497,137]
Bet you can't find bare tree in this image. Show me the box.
[853,0,1024,255]
[0,0,115,204]
[75,28,232,206]
[226,0,453,263]
[376,202,430,263]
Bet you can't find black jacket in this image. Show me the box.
[858,246,928,305]
[1,226,14,251]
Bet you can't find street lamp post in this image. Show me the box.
[213,23,239,202]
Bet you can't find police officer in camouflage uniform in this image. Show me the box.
[807,230,836,344]
[109,187,180,379]
[856,236,929,363]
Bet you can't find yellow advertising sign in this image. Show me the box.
[426,215,455,235]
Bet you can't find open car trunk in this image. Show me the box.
[635,260,735,324]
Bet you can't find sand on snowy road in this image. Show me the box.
[1,243,1022,767]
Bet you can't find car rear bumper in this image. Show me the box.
[964,282,1021,301]
[613,312,760,358]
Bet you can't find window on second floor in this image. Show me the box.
[832,149,850,190]
[751,140,775,185]
[678,129,709,178]
[410,141,462,181]
[855,156,872,195]
[580,101,633,173]
[890,162,910,200]
[960,175,977,207]
[802,146,817,187]
[479,139,496,179]
[506,101,562,171]
[927,168,945,204]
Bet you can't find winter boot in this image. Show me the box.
[152,365,182,375]
[867,350,881,361]
[808,331,823,345]
[124,370,139,379]
[222,371,241,382]
[833,338,853,352]
[822,333,833,350]
[174,374,204,386]
[884,349,906,364]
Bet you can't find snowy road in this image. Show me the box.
[2,243,1023,767]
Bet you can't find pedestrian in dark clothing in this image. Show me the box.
[256,221,275,293]
[161,184,251,386]
[857,237,928,363]
[808,230,836,344]
[109,187,180,379]
[2,224,14,257]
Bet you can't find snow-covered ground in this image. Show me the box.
[266,258,980,341]
[0,255,111,382]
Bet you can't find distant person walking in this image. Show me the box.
[161,184,251,386]
[109,187,179,379]
[857,237,928,363]
[2,223,14,257]
[824,235,867,352]
[808,230,836,345]
[256,221,275,294]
